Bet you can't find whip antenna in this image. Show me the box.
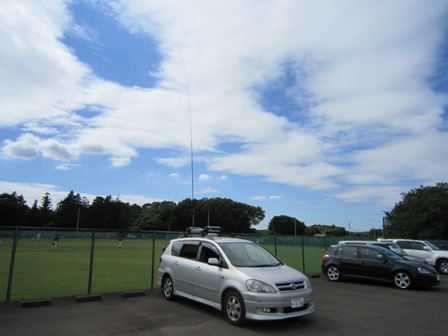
[182,58,195,226]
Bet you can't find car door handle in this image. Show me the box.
[196,266,201,271]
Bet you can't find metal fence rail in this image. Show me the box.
[0,226,363,303]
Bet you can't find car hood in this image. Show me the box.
[403,255,428,263]
[237,264,307,283]
[396,259,435,270]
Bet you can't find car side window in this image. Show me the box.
[341,246,358,257]
[179,243,200,260]
[410,242,425,250]
[360,247,383,260]
[199,245,219,263]
[396,241,411,249]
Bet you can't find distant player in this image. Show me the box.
[51,234,60,251]
[117,236,123,248]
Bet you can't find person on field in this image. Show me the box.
[51,234,60,251]
[117,236,123,248]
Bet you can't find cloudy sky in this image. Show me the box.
[1,0,448,231]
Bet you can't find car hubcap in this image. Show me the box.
[164,279,173,297]
[440,262,448,274]
[395,273,410,288]
[328,267,339,280]
[227,296,241,321]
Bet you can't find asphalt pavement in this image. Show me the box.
[0,276,446,336]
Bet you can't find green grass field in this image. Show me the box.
[0,237,326,302]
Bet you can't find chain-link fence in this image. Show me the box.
[0,226,367,303]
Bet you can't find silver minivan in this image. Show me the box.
[157,227,315,325]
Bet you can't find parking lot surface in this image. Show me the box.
[0,276,446,336]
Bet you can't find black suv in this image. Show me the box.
[322,244,440,289]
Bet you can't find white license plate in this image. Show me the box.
[291,297,304,308]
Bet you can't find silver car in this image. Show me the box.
[157,227,315,325]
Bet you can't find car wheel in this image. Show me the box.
[223,290,246,326]
[393,271,413,289]
[162,275,175,300]
[436,259,448,274]
[326,265,341,282]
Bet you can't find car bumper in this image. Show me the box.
[241,288,315,321]
[414,273,440,287]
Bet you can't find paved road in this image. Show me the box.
[0,276,446,336]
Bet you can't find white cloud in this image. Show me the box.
[0,181,160,207]
[198,174,211,181]
[197,186,219,194]
[1,0,447,209]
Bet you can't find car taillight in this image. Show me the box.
[322,254,329,262]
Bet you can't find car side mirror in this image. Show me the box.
[423,246,431,251]
[208,257,220,266]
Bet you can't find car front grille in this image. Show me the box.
[276,280,306,291]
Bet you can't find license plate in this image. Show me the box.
[291,297,304,308]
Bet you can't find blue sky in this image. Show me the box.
[1,0,448,232]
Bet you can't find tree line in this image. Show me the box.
[1,182,447,238]
[0,190,350,235]
[0,191,265,233]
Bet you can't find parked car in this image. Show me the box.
[378,239,448,275]
[158,226,315,325]
[338,240,427,264]
[322,244,440,290]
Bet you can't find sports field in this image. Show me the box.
[0,236,327,302]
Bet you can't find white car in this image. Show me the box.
[378,239,448,274]
[157,226,315,325]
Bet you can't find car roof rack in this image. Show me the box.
[180,226,224,238]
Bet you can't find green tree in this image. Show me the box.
[304,224,347,236]
[40,192,54,226]
[133,201,175,230]
[55,191,87,228]
[27,200,40,226]
[0,192,28,226]
[385,183,448,239]
[268,215,306,235]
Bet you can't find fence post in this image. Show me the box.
[274,234,277,256]
[6,226,19,302]
[151,231,155,289]
[87,228,96,295]
[301,235,305,274]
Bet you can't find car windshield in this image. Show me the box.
[383,248,403,260]
[424,241,439,250]
[387,244,407,256]
[218,242,283,267]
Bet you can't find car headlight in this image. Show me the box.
[246,280,276,293]
[418,267,431,274]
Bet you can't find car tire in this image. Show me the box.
[223,290,246,326]
[326,265,341,282]
[436,259,448,274]
[162,275,175,300]
[393,271,413,289]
